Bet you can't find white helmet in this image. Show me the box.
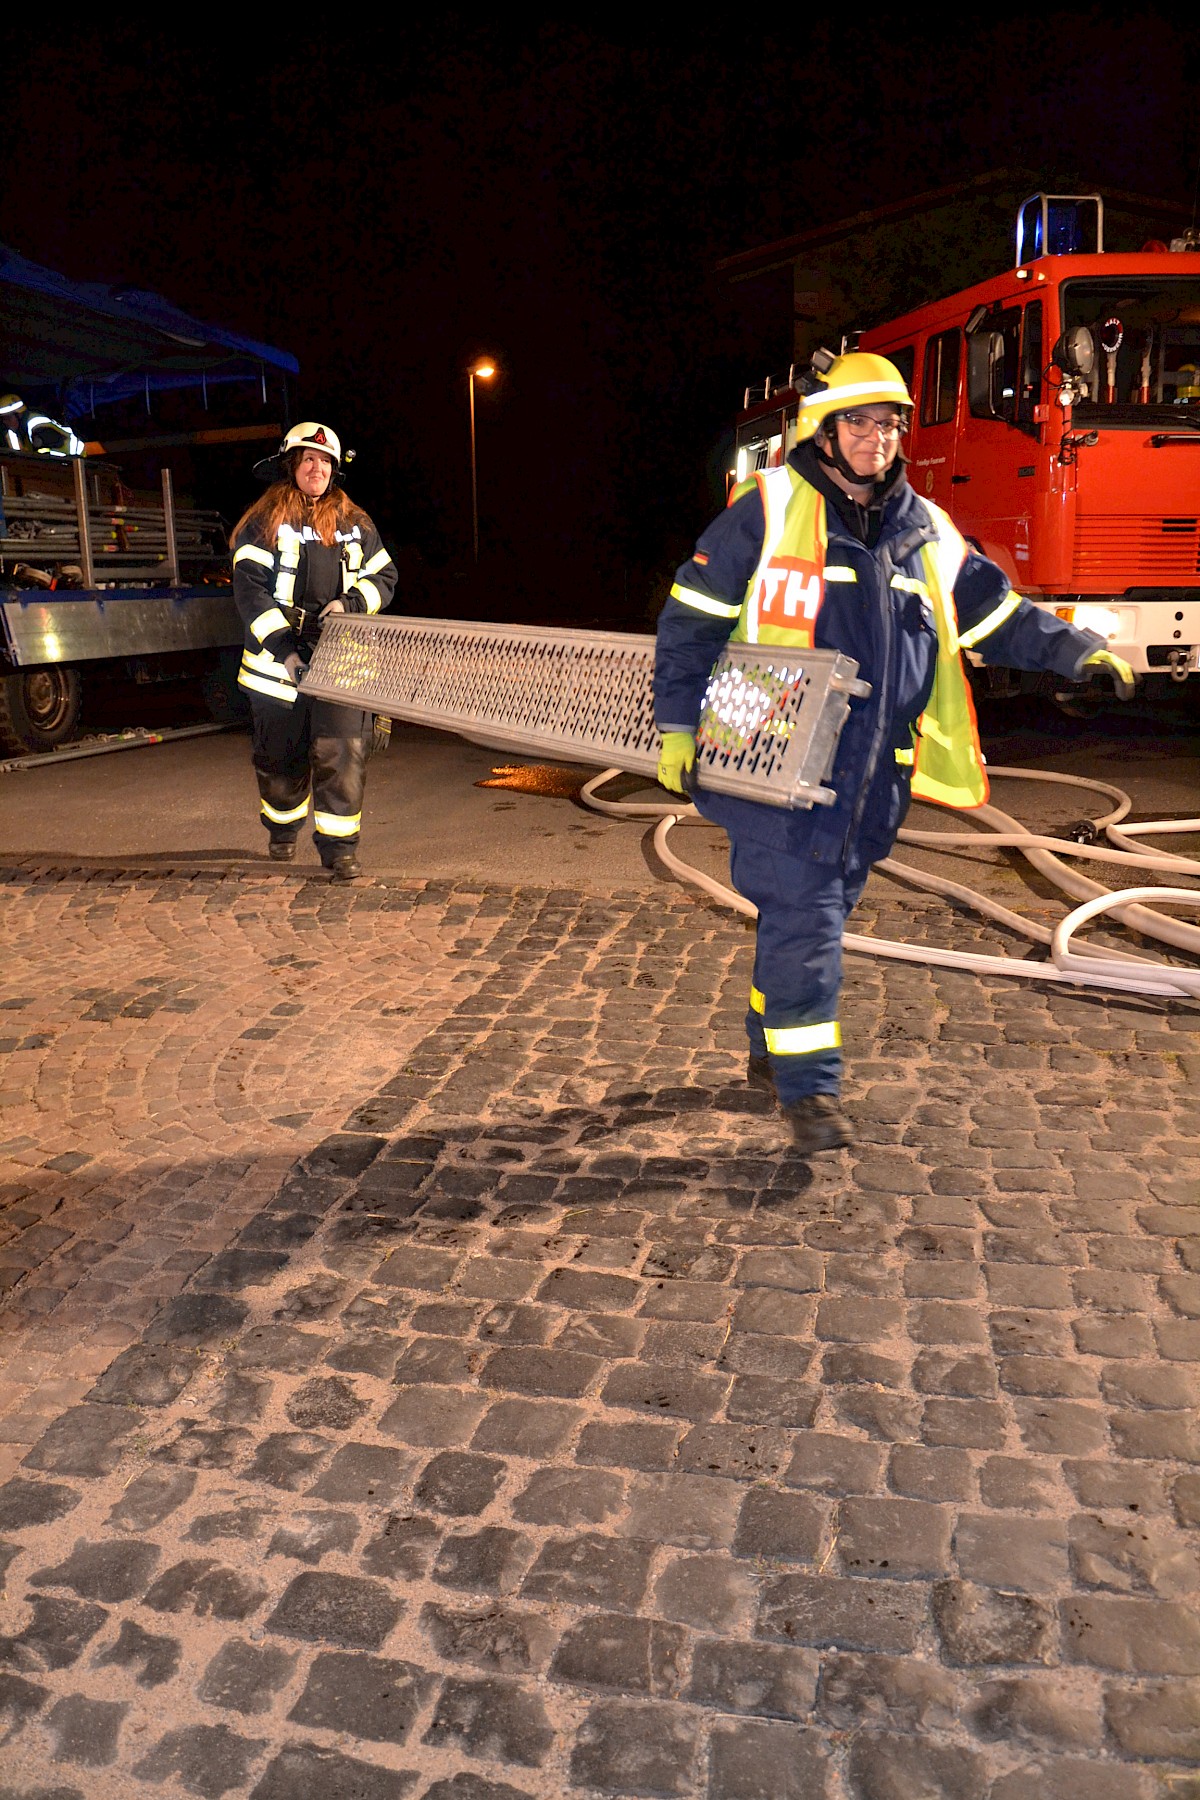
[254,420,348,483]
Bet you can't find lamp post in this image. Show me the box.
[468,359,495,562]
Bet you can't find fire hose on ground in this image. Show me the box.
[293,613,1200,1005]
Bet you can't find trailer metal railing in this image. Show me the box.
[301,615,869,810]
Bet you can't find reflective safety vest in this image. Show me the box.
[733,465,995,810]
[233,522,389,706]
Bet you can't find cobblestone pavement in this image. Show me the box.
[0,861,1198,1799]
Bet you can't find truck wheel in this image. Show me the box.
[0,666,83,755]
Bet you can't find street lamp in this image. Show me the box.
[468,358,496,562]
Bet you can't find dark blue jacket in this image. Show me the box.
[654,446,1103,870]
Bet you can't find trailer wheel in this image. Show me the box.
[0,666,83,755]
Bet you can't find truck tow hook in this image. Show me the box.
[1167,649,1191,682]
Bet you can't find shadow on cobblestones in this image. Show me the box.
[0,866,1198,1797]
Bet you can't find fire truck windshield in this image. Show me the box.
[1062,277,1200,425]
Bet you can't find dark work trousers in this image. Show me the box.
[729,836,871,1103]
[250,692,370,862]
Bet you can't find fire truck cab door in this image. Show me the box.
[947,301,1044,586]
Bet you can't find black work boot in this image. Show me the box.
[782,1094,851,1154]
[747,1053,773,1091]
[268,836,296,863]
[327,851,362,884]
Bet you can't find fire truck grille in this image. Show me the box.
[301,615,867,810]
[1074,516,1200,579]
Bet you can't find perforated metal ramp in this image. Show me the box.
[301,615,869,810]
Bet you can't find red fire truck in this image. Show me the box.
[733,194,1200,693]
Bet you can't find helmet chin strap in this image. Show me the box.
[815,422,872,490]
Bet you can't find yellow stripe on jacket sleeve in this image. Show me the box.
[958,589,1023,649]
[669,583,741,619]
[250,607,290,643]
[352,579,383,615]
[233,544,275,571]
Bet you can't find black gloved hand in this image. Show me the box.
[283,651,308,685]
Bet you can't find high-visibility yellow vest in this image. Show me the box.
[732,466,990,810]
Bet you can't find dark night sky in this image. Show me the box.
[5,13,1197,623]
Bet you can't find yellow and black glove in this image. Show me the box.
[1082,649,1135,700]
[657,730,696,796]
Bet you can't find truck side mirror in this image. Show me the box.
[1052,326,1095,378]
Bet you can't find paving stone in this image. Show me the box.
[978,1456,1063,1511]
[932,1580,1057,1665]
[267,1571,402,1648]
[22,1405,141,1478]
[414,1451,506,1516]
[0,1669,50,1740]
[420,1602,554,1673]
[246,1431,332,1491]
[206,1373,273,1426]
[268,1511,359,1564]
[188,1506,272,1546]
[30,1539,159,1603]
[288,1649,435,1743]
[471,1400,581,1458]
[708,1718,832,1798]
[719,1333,816,1381]
[1063,1594,1200,1672]
[623,1472,740,1549]
[837,1497,953,1579]
[511,1467,624,1526]
[953,1514,1070,1592]
[308,1444,411,1505]
[132,1722,267,1797]
[822,1348,907,1388]
[433,1528,531,1594]
[229,1326,325,1373]
[575,1419,680,1471]
[920,1398,1008,1449]
[845,1731,988,1800]
[394,1337,482,1386]
[1104,1678,1200,1760]
[143,1558,268,1621]
[284,1376,368,1431]
[0,1480,78,1532]
[551,1613,688,1697]
[970,1676,1105,1750]
[144,1295,249,1345]
[88,1344,199,1408]
[757,1575,926,1653]
[655,1554,759,1633]
[92,1618,181,1687]
[1070,1513,1200,1595]
[248,1742,417,1799]
[0,1595,107,1675]
[688,1639,818,1718]
[361,1513,442,1581]
[568,1698,699,1793]
[733,1489,828,1564]
[887,1445,974,1502]
[832,1389,921,1441]
[988,1761,1155,1800]
[198,1639,297,1714]
[422,1674,554,1767]
[817,1651,959,1731]
[784,1434,886,1495]
[45,1693,127,1767]
[151,1426,255,1469]
[106,1466,197,1532]
[521,1533,654,1609]
[380,1387,489,1447]
[419,1780,533,1800]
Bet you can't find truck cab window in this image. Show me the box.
[1061,276,1200,424]
[888,346,915,398]
[1016,301,1042,434]
[920,330,960,426]
[968,307,1021,423]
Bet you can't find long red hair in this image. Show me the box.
[230,454,367,549]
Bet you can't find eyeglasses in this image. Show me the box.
[839,412,907,440]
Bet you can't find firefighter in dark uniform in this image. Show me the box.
[230,423,397,881]
[654,352,1134,1154]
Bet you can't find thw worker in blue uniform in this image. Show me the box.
[653,352,1133,1154]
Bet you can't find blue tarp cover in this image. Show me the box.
[0,244,298,418]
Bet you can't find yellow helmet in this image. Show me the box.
[796,352,914,442]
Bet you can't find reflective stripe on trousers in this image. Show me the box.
[731,837,868,1102]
